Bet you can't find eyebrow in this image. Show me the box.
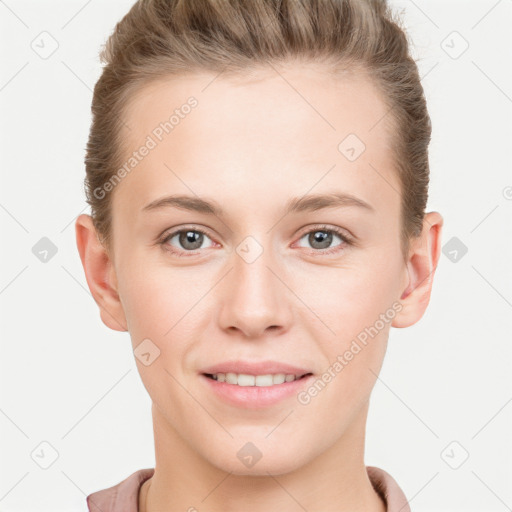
[141,192,375,216]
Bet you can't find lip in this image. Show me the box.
[200,373,314,409]
[199,360,312,377]
[198,360,314,409]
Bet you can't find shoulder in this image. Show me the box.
[86,468,155,512]
[367,465,411,512]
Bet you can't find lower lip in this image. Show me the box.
[200,373,314,409]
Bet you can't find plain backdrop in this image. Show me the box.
[1,1,511,511]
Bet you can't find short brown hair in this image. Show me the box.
[84,0,431,259]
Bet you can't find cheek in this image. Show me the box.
[292,260,399,340]
[119,269,199,406]
[117,262,216,395]
[117,256,208,336]
[292,255,400,409]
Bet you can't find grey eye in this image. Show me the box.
[297,230,343,250]
[166,230,214,251]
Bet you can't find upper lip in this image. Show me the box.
[200,360,313,377]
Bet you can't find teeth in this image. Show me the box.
[209,373,304,386]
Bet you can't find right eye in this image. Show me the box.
[159,227,216,257]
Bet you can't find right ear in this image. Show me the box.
[75,214,128,332]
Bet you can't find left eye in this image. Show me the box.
[296,228,347,252]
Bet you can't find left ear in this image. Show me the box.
[392,211,444,328]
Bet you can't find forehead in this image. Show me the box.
[113,62,400,220]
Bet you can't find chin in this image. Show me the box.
[204,439,309,477]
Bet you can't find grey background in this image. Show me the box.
[1,0,511,510]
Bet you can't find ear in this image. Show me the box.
[392,211,444,328]
[75,214,128,332]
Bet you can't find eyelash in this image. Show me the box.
[158,224,353,258]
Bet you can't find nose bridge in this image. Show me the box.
[218,234,291,337]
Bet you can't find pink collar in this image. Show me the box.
[86,465,410,512]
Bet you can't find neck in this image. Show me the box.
[141,402,386,512]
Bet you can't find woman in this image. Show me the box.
[76,0,443,510]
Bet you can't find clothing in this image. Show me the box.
[86,465,411,512]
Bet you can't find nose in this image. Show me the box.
[217,242,293,339]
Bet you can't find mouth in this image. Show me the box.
[200,369,315,408]
[202,372,313,387]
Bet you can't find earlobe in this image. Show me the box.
[75,214,128,332]
[392,211,444,328]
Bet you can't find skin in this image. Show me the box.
[76,61,443,512]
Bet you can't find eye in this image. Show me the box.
[159,227,215,257]
[158,224,353,258]
[295,225,352,254]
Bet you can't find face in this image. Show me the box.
[85,63,420,475]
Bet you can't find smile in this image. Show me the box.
[204,372,312,387]
[201,372,315,408]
